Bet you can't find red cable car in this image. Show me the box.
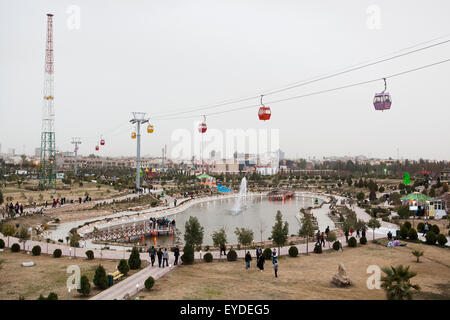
[373,78,392,111]
[198,115,207,133]
[258,95,271,121]
[95,145,99,151]
[100,139,105,146]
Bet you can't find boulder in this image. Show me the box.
[332,263,352,287]
[21,261,35,267]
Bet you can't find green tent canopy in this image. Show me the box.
[400,193,434,202]
[197,174,214,179]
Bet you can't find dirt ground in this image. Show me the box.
[138,241,450,300]
[0,249,148,300]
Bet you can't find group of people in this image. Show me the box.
[344,226,367,241]
[4,201,24,218]
[149,217,176,230]
[245,246,279,278]
[147,245,180,267]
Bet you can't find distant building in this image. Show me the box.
[8,148,15,156]
[440,168,450,183]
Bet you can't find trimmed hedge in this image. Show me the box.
[332,241,340,251]
[117,259,130,275]
[399,225,409,240]
[408,228,418,240]
[403,221,412,230]
[32,245,41,256]
[85,250,94,260]
[203,252,213,263]
[348,237,357,247]
[11,243,20,252]
[425,231,437,245]
[181,245,194,265]
[437,233,448,246]
[262,248,272,260]
[0,239,5,249]
[431,225,440,235]
[313,244,322,254]
[145,276,155,290]
[53,249,62,258]
[227,249,237,261]
[288,246,298,257]
[360,236,367,245]
[417,222,425,233]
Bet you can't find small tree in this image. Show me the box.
[93,265,108,289]
[367,218,381,242]
[2,223,16,247]
[271,210,289,253]
[128,247,141,269]
[425,231,437,245]
[411,250,423,263]
[234,227,254,250]
[117,259,130,275]
[77,275,91,297]
[381,265,420,300]
[85,250,94,260]
[212,227,227,258]
[181,244,194,265]
[299,214,315,255]
[184,216,204,248]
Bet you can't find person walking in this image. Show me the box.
[273,261,279,278]
[148,246,156,267]
[344,230,349,243]
[325,226,330,236]
[220,244,226,257]
[162,248,169,267]
[257,255,265,272]
[315,230,321,246]
[174,245,180,265]
[320,232,325,247]
[245,251,252,270]
[356,229,360,238]
[157,247,163,268]
[361,228,366,238]
[19,204,24,215]
[256,246,262,260]
[423,223,429,236]
[272,248,278,264]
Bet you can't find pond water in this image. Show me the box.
[140,195,324,247]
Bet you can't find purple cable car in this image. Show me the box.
[373,78,392,111]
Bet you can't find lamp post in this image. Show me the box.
[130,112,149,193]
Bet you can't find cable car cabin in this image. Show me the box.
[373,93,392,111]
[198,123,207,133]
[100,139,105,146]
[258,106,271,121]
[95,145,99,151]
[147,124,154,133]
[131,132,137,139]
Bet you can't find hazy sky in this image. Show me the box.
[1,0,449,160]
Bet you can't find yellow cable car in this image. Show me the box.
[147,124,154,133]
[131,132,137,139]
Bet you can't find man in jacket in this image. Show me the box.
[245,251,252,270]
[174,246,180,265]
[157,247,163,268]
[148,246,156,267]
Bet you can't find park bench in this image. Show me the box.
[110,270,124,282]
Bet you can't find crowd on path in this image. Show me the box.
[147,245,181,268]
[243,246,280,278]
[148,217,176,230]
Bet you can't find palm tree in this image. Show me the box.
[381,265,420,300]
[411,250,424,263]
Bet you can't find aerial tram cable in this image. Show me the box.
[151,58,450,120]
[151,37,450,119]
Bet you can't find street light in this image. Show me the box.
[130,112,149,192]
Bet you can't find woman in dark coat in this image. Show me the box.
[257,255,265,272]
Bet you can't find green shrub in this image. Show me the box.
[47,292,58,300]
[437,234,448,246]
[227,249,237,261]
[262,248,272,260]
[360,236,367,245]
[431,225,440,235]
[117,259,130,275]
[313,244,322,253]
[128,247,141,269]
[332,241,340,250]
[85,250,94,260]
[348,237,357,247]
[144,276,155,290]
[288,246,298,257]
[417,223,425,233]
[0,239,4,249]
[203,252,213,263]
[403,221,411,230]
[53,249,62,258]
[181,244,194,265]
[77,275,91,297]
[93,265,108,289]
[408,228,418,240]
[399,225,409,240]
[11,243,20,252]
[425,231,437,245]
